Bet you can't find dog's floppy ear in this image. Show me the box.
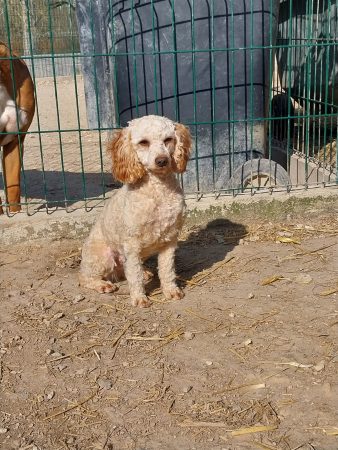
[173,123,192,173]
[108,128,146,184]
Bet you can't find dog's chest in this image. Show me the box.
[0,83,28,145]
[136,190,184,246]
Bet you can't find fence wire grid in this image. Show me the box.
[0,0,337,214]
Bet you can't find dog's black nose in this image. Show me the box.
[155,156,169,167]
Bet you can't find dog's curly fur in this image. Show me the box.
[79,115,192,307]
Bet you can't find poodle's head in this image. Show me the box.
[108,115,192,184]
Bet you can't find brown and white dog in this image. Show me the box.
[80,115,192,307]
[0,42,35,213]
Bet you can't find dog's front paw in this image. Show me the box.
[163,286,184,301]
[131,295,152,308]
[92,280,118,294]
[97,280,118,294]
[79,275,118,294]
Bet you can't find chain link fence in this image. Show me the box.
[0,0,337,214]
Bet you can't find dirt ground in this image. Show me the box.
[1,212,338,450]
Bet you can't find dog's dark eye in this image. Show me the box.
[138,139,150,146]
[164,137,174,145]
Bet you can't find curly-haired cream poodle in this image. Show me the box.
[79,115,192,307]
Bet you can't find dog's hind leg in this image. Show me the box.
[79,239,119,294]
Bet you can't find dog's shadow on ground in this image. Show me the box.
[145,218,248,293]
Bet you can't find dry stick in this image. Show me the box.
[319,286,338,296]
[294,241,338,257]
[230,425,278,436]
[50,321,135,363]
[110,320,135,360]
[111,321,135,347]
[59,323,97,339]
[188,256,235,289]
[252,440,280,450]
[179,419,232,429]
[216,382,266,394]
[43,389,99,421]
[179,420,277,433]
[289,443,309,450]
[226,346,246,363]
[184,308,217,323]
[56,251,80,261]
[215,367,289,396]
[30,273,53,290]
[176,275,201,286]
[49,343,102,362]
[247,310,280,329]
[149,328,184,353]
[126,336,165,341]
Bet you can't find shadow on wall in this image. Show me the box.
[0,170,118,208]
[145,218,248,294]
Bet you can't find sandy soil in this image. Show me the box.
[1,214,338,450]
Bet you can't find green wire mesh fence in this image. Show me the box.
[0,0,337,214]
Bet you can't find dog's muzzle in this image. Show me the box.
[155,156,169,168]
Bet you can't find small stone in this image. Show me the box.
[0,428,8,434]
[14,335,21,341]
[277,231,292,237]
[248,292,255,299]
[205,360,213,366]
[45,391,55,400]
[182,385,192,393]
[229,312,235,318]
[77,315,89,324]
[184,331,194,340]
[294,274,313,284]
[46,349,53,356]
[313,360,325,372]
[238,239,244,245]
[50,351,63,358]
[37,394,44,403]
[49,337,56,344]
[97,378,113,390]
[122,361,129,367]
[84,307,97,313]
[52,312,64,321]
[241,338,253,347]
[57,362,68,372]
[73,294,86,305]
